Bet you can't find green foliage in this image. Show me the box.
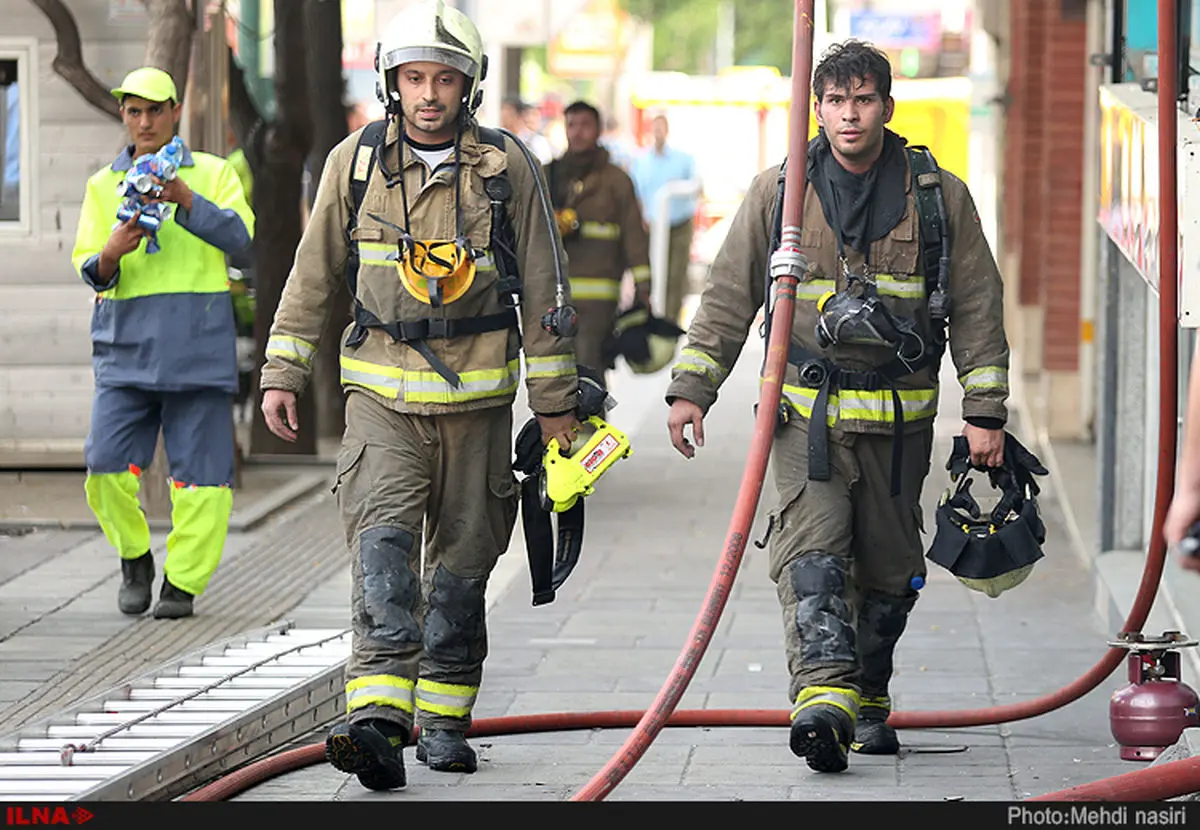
[617,0,799,75]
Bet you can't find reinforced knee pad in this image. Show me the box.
[789,552,856,666]
[358,526,421,645]
[857,590,918,696]
[424,565,486,665]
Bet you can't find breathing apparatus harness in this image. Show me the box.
[342,60,577,390]
[765,145,951,495]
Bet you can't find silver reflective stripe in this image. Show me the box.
[960,367,1009,391]
[782,387,938,421]
[580,221,620,240]
[403,360,521,402]
[265,336,316,366]
[346,684,415,711]
[527,355,575,378]
[674,349,727,383]
[342,368,402,393]
[358,242,394,264]
[415,685,477,717]
[875,276,925,299]
[405,372,517,397]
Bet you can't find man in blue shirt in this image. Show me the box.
[631,114,699,325]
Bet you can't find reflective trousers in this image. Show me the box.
[334,391,520,735]
[765,421,934,705]
[83,385,234,596]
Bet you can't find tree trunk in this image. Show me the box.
[305,0,351,442]
[249,0,316,456]
[141,0,195,96]
[29,0,120,120]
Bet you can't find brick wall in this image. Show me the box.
[1004,0,1087,373]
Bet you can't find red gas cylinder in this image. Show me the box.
[1108,631,1200,761]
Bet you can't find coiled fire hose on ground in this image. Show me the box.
[183,0,1193,804]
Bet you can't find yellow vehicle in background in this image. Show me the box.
[626,67,974,266]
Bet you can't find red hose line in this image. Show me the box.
[185,0,1192,807]
[566,0,817,803]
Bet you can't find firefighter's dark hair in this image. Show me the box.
[813,39,893,101]
[564,100,601,127]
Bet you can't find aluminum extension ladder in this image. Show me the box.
[0,623,351,801]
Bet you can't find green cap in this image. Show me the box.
[110,67,178,104]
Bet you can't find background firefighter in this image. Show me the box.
[665,40,1010,773]
[71,67,254,621]
[258,0,578,792]
[545,100,652,379]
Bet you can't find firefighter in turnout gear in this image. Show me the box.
[259,0,578,790]
[72,67,254,621]
[665,40,1010,773]
[545,100,653,377]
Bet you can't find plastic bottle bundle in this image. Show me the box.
[115,136,184,254]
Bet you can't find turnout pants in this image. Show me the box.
[573,297,619,378]
[83,385,235,596]
[765,421,934,710]
[663,217,694,326]
[335,391,520,736]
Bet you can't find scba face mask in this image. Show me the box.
[814,277,924,362]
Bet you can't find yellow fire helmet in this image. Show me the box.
[398,237,476,307]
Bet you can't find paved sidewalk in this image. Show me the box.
[226,334,1142,802]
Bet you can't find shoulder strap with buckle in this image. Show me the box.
[341,120,523,389]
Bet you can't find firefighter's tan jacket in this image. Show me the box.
[261,119,578,416]
[666,154,1009,437]
[546,148,652,303]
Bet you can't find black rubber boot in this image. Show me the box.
[852,700,900,755]
[789,703,854,773]
[152,579,194,619]
[415,728,478,773]
[118,553,154,615]
[325,720,407,791]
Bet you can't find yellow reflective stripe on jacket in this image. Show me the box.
[631,265,652,283]
[415,678,477,719]
[340,355,403,397]
[405,360,520,403]
[339,355,520,403]
[527,354,575,379]
[358,240,394,264]
[959,366,1009,393]
[570,277,621,301]
[874,275,925,300]
[673,348,727,384]
[580,221,620,240]
[782,385,938,424]
[346,674,415,715]
[797,279,836,301]
[265,335,317,367]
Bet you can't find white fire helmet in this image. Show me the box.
[375,0,487,118]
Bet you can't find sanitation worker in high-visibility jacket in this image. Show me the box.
[665,40,1011,773]
[71,67,254,621]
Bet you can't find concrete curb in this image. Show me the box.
[0,471,330,534]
